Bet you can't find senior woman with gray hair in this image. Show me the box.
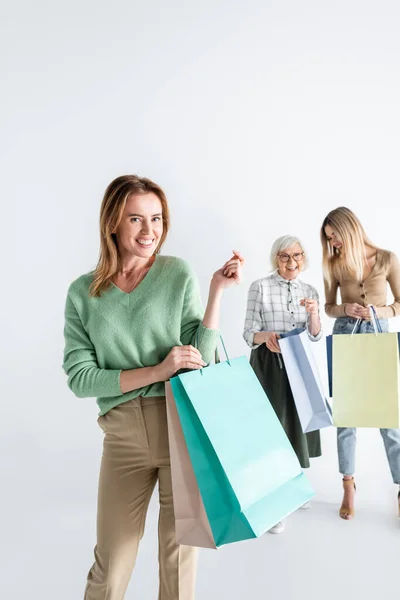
[243,235,322,534]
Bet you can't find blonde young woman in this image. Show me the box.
[63,175,244,600]
[243,235,322,534]
[321,206,400,520]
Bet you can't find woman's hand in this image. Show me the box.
[211,250,244,290]
[357,305,374,320]
[264,331,281,353]
[301,298,322,337]
[300,298,319,314]
[344,303,365,319]
[157,346,207,381]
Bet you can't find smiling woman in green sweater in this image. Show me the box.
[63,175,244,600]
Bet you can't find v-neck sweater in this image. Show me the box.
[324,249,400,319]
[63,255,219,415]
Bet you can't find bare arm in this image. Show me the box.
[202,251,244,330]
[308,310,321,337]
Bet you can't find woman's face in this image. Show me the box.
[115,193,164,259]
[324,224,343,250]
[277,242,305,280]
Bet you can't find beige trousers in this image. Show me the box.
[84,397,198,600]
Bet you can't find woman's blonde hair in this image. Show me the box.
[90,175,170,297]
[320,207,378,285]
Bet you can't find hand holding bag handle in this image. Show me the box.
[193,329,231,369]
[350,306,382,337]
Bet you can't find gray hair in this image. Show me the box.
[269,235,310,271]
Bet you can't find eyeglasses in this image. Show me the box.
[277,252,305,263]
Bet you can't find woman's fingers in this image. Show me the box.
[268,344,280,353]
[179,346,207,365]
[223,260,241,277]
[232,250,245,264]
[219,251,244,277]
[180,345,202,357]
[223,258,240,269]
[224,266,239,277]
[183,361,207,370]
[267,335,281,352]
[301,298,317,309]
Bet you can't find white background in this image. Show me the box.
[2,1,400,599]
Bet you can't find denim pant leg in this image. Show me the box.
[380,429,400,484]
[337,427,357,476]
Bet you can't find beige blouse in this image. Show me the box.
[324,249,400,319]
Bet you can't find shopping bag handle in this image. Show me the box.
[216,336,230,365]
[351,305,382,337]
[369,305,383,334]
[351,319,362,336]
[194,329,231,366]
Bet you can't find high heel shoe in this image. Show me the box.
[339,477,356,520]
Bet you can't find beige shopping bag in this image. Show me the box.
[332,332,400,428]
[165,382,216,549]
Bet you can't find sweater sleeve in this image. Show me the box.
[63,293,123,399]
[179,270,219,365]
[243,281,264,349]
[324,278,347,318]
[375,251,400,318]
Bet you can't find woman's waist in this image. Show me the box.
[335,315,388,324]
[334,315,389,333]
[121,395,166,407]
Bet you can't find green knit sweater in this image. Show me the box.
[63,255,219,415]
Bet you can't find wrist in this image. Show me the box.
[209,278,224,298]
[343,304,349,316]
[153,363,165,383]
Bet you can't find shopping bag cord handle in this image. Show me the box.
[194,330,230,366]
[369,305,383,335]
[351,306,382,337]
[219,336,230,364]
[351,319,361,336]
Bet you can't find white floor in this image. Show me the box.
[2,425,398,600]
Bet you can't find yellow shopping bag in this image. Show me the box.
[331,331,400,428]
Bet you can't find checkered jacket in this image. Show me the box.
[243,271,322,349]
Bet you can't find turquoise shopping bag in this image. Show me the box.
[170,354,314,547]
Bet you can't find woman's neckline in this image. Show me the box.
[110,254,161,295]
[362,248,380,281]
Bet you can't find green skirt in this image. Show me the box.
[250,343,321,469]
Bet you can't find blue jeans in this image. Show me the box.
[333,316,400,484]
